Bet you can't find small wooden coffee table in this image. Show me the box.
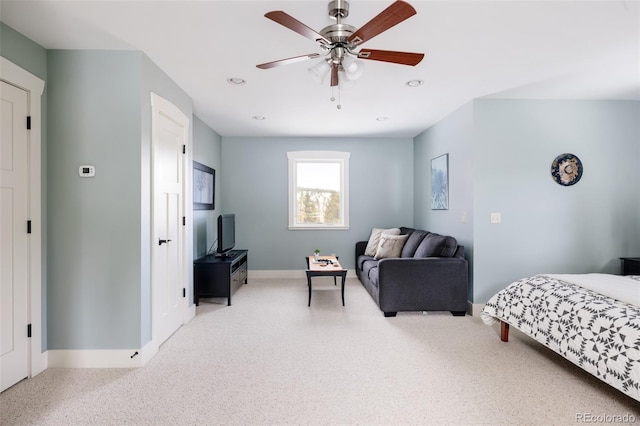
[305,255,347,306]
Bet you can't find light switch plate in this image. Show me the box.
[490,212,502,224]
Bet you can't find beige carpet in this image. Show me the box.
[2,277,639,425]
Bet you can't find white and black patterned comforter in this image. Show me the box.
[482,274,640,401]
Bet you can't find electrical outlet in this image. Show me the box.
[490,212,502,224]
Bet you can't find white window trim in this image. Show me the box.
[287,151,350,230]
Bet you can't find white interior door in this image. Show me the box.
[151,94,188,346]
[0,80,29,392]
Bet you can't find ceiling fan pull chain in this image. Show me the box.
[328,87,342,109]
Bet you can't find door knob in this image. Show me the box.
[158,239,172,245]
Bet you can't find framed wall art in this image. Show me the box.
[431,153,449,210]
[193,161,215,210]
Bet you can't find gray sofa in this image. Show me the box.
[355,227,468,317]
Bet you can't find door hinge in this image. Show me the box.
[27,116,31,130]
[27,324,32,338]
[27,220,32,234]
[182,145,186,154]
[183,216,186,226]
[182,288,186,298]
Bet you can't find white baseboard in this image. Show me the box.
[248,270,356,280]
[467,302,485,317]
[47,340,157,368]
[32,350,48,377]
[46,305,198,369]
[184,302,196,323]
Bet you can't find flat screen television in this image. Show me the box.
[216,214,235,256]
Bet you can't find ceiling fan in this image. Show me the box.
[256,0,424,88]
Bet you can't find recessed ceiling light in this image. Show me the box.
[376,117,389,121]
[227,77,246,85]
[406,80,423,87]
[252,116,266,121]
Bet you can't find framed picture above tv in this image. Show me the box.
[193,161,215,210]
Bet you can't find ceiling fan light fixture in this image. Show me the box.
[338,70,356,89]
[342,56,365,81]
[308,59,331,84]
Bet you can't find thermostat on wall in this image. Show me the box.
[79,165,95,177]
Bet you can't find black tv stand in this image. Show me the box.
[214,250,239,258]
[194,250,248,306]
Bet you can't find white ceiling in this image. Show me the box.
[2,0,638,138]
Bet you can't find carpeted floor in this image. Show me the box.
[1,277,638,425]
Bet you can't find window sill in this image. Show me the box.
[288,225,350,231]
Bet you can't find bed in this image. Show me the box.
[481,273,640,402]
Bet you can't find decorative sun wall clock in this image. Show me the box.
[551,153,583,186]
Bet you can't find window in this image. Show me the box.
[287,151,350,230]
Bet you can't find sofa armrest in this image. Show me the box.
[355,241,368,259]
[377,257,468,312]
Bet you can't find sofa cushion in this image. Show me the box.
[357,255,374,271]
[362,260,379,279]
[374,234,409,259]
[414,233,458,258]
[400,230,429,258]
[364,227,400,256]
[368,267,379,288]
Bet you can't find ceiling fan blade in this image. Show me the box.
[330,64,339,87]
[265,11,331,45]
[357,49,424,66]
[348,1,417,46]
[257,53,321,69]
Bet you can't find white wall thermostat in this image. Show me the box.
[79,165,96,177]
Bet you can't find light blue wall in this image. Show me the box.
[47,50,143,349]
[413,102,475,299]
[0,22,47,80]
[0,21,49,350]
[3,22,213,350]
[193,116,222,259]
[221,137,414,270]
[413,99,640,304]
[46,50,194,349]
[472,99,640,303]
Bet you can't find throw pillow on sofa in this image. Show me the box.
[364,227,400,256]
[374,233,409,260]
[400,230,430,257]
[414,233,457,258]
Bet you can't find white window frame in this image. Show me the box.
[287,151,350,230]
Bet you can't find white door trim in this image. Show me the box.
[150,92,194,348]
[0,56,46,377]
